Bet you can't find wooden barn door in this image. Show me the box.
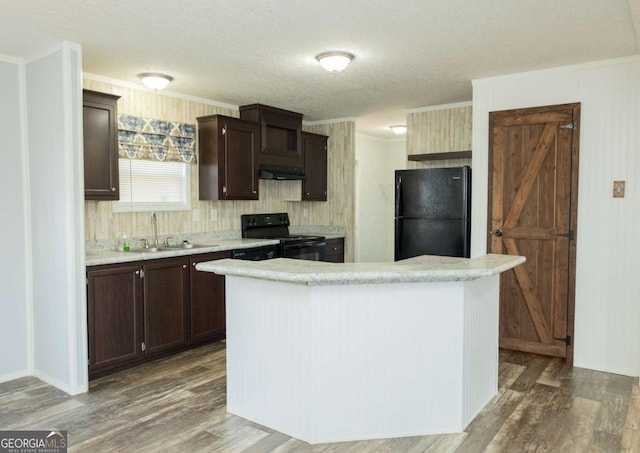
[488,103,580,362]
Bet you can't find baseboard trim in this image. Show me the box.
[0,370,29,384]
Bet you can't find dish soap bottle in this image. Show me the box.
[121,233,130,251]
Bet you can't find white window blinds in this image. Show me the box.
[112,158,190,212]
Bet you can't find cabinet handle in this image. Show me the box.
[192,262,197,267]
[182,264,187,269]
[253,190,257,194]
[306,192,310,196]
[135,270,139,275]
[111,187,116,192]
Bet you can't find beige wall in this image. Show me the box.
[406,104,472,169]
[83,78,356,261]
[354,134,405,262]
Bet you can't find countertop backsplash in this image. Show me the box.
[290,225,346,237]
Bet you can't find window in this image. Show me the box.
[113,158,190,212]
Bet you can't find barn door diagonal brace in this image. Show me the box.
[503,238,553,344]
[503,123,557,229]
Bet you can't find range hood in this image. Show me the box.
[259,165,306,180]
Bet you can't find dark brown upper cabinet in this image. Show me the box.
[83,89,120,200]
[239,104,304,173]
[197,115,259,200]
[302,132,328,201]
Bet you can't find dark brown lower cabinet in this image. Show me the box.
[87,263,144,374]
[87,253,228,378]
[142,257,189,356]
[189,251,231,344]
[324,238,345,263]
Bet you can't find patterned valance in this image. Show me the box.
[118,114,197,163]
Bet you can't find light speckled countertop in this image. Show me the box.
[86,238,280,266]
[196,254,525,286]
[85,227,346,267]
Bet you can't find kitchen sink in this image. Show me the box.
[136,246,169,253]
[125,242,216,253]
[163,242,214,250]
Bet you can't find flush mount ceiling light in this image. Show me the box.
[315,51,354,73]
[138,73,173,91]
[390,125,407,135]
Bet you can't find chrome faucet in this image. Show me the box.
[151,212,159,247]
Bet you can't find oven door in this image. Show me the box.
[231,244,279,261]
[281,240,326,261]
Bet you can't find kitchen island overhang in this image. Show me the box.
[197,254,525,444]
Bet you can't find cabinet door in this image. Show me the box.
[302,132,328,201]
[189,251,231,343]
[198,115,259,200]
[143,258,189,355]
[223,118,259,199]
[83,90,120,200]
[325,238,345,263]
[240,104,303,170]
[87,264,143,374]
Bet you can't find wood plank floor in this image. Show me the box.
[1,342,639,452]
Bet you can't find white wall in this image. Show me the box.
[25,43,87,393]
[0,57,29,382]
[472,56,640,376]
[355,134,406,262]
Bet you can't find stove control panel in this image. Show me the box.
[241,213,290,236]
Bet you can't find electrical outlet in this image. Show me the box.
[303,208,309,218]
[613,181,625,198]
[192,209,201,222]
[210,209,218,221]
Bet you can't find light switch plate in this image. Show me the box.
[210,209,218,221]
[192,209,201,221]
[613,181,625,198]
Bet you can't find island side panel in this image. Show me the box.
[462,275,500,425]
[308,281,466,443]
[224,274,502,445]
[225,276,312,441]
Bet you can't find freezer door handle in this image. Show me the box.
[394,218,403,261]
[395,176,402,217]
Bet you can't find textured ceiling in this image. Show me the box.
[1,0,638,138]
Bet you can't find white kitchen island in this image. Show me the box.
[196,254,525,444]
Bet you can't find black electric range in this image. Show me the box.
[240,213,326,261]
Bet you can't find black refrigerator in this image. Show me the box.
[394,166,471,260]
